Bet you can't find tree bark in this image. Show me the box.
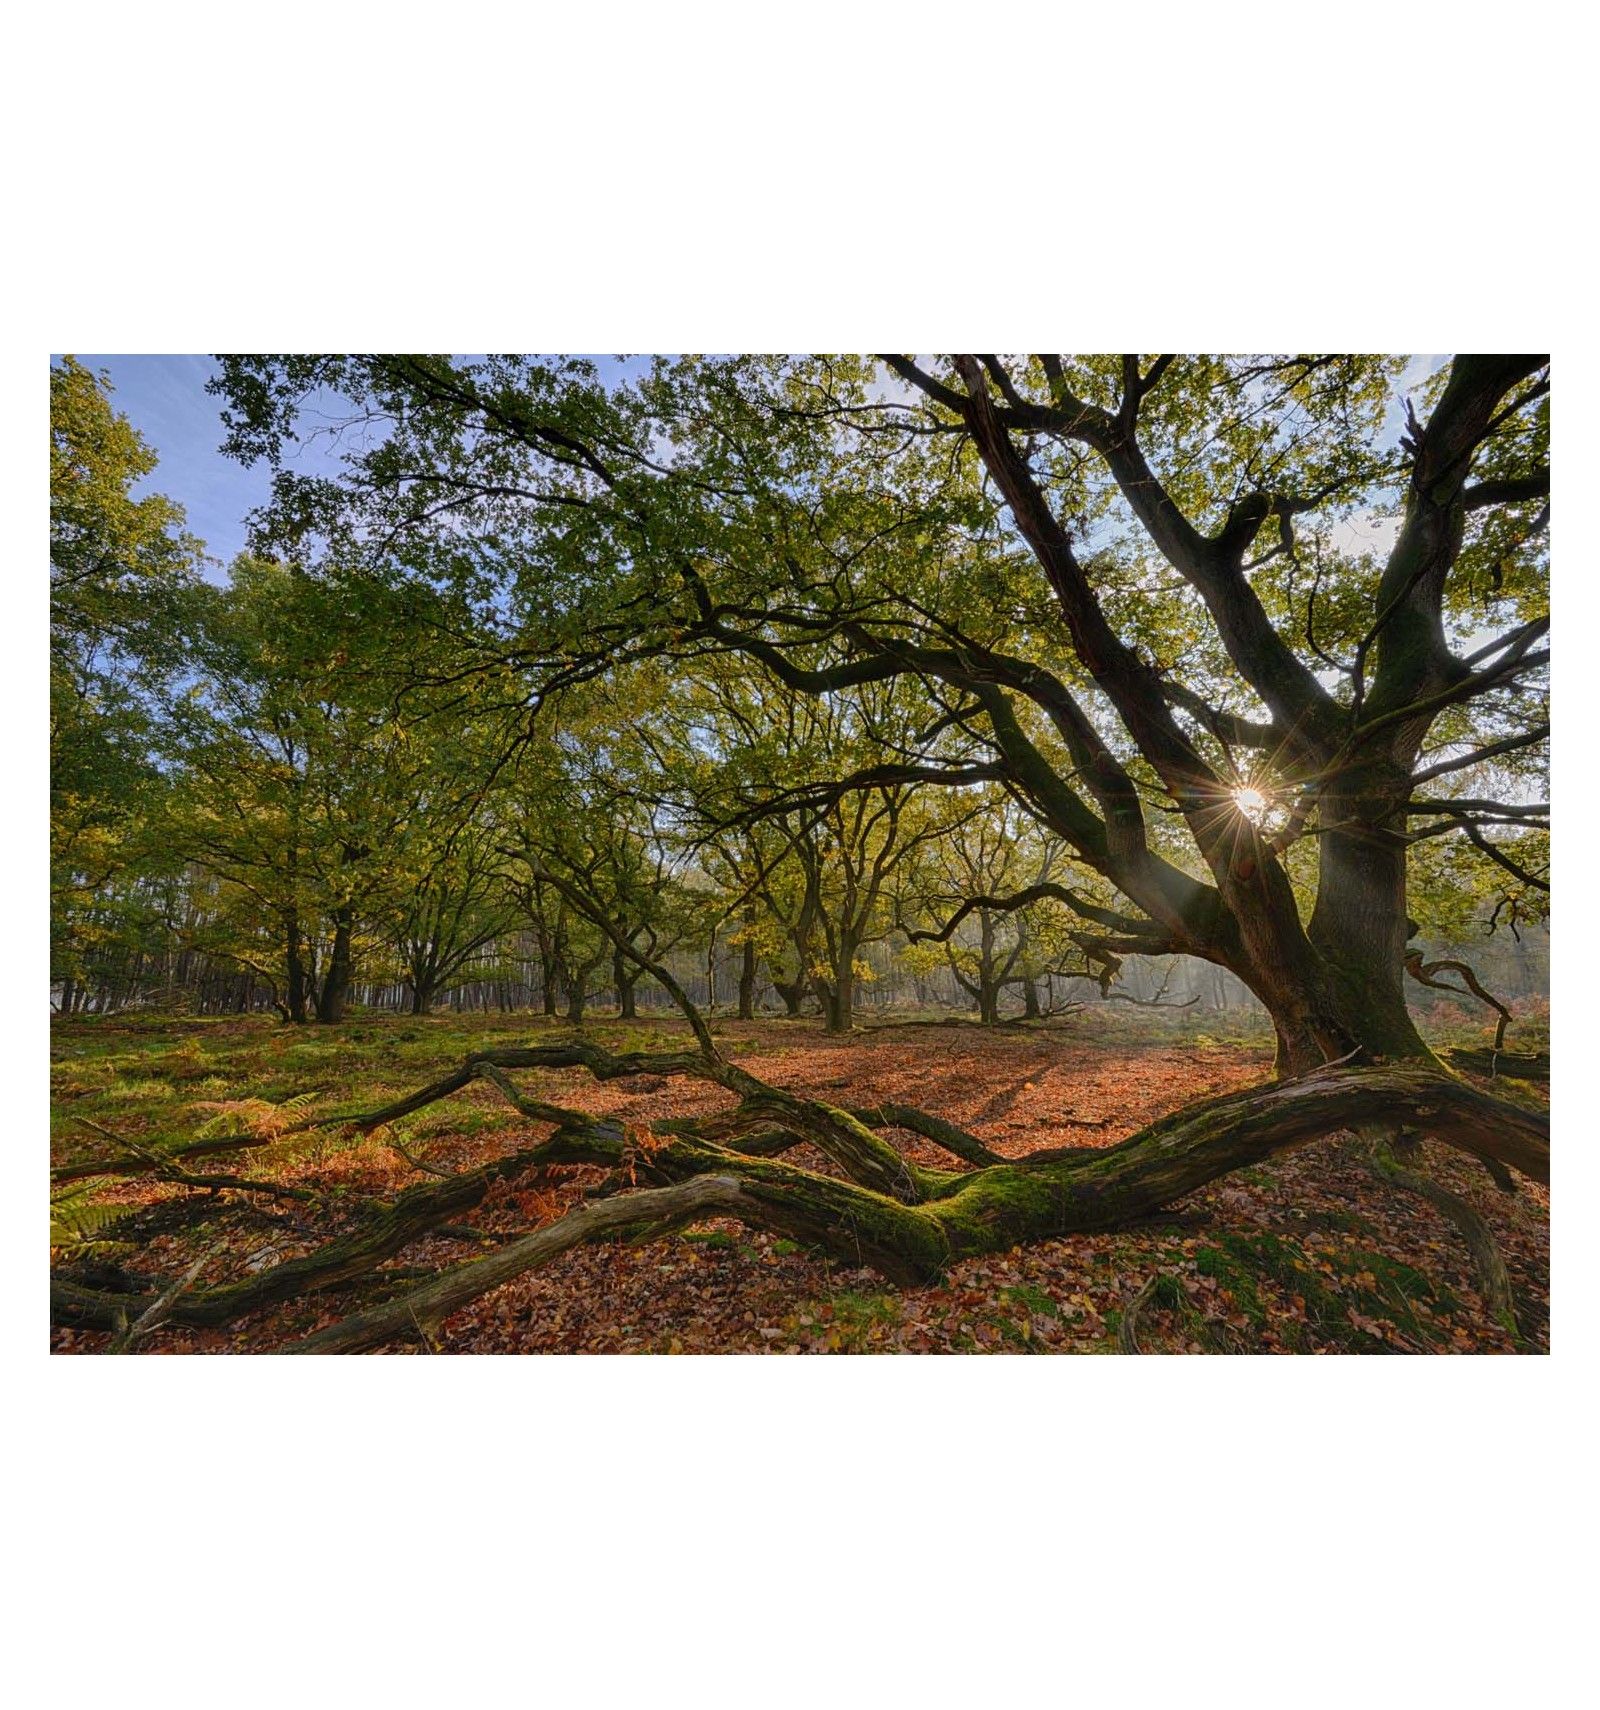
[284,911,310,1024]
[820,932,857,1033]
[737,917,758,1020]
[285,1176,745,1354]
[316,909,354,1024]
[614,949,638,1020]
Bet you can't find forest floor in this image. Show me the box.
[49,1006,1550,1355]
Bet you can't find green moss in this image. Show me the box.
[1205,1233,1399,1353]
[1195,1242,1267,1326]
[1328,1247,1454,1344]
[999,1283,1061,1319]
[1149,1274,1187,1310]
[806,1289,902,1350]
[930,1164,1086,1254]
[1331,1248,1446,1302]
[1309,1207,1371,1234]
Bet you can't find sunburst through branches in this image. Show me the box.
[1231,784,1270,825]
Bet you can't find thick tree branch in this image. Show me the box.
[1406,798,1548,820]
[1461,468,1549,511]
[1411,725,1549,783]
[1364,355,1549,722]
[285,1175,749,1354]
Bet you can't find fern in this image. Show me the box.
[50,1186,126,1250]
[190,1102,267,1140]
[190,1092,319,1141]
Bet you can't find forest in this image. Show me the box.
[49,352,1551,1355]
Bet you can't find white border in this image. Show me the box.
[4,4,1590,1706]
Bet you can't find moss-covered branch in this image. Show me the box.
[54,1036,1549,1353]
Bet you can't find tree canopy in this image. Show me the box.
[169,354,1549,1063]
[48,352,1552,1363]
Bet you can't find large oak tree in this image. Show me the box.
[213,353,1550,1071]
[56,354,1549,1348]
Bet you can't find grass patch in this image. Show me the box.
[1198,1232,1401,1353]
[795,1288,902,1351]
[998,1282,1062,1319]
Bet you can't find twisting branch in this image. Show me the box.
[1405,816,1549,891]
[902,881,1170,947]
[1159,680,1282,750]
[55,1038,1550,1351]
[285,1176,750,1355]
[1459,821,1548,891]
[1355,630,1548,746]
[1366,1139,1520,1340]
[105,1244,226,1354]
[52,1137,591,1333]
[1406,798,1547,820]
[1461,615,1549,668]
[283,1063,1549,1351]
[901,882,1175,996]
[1405,951,1514,1051]
[851,1105,1005,1168]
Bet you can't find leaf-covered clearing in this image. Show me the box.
[50,1010,1548,1355]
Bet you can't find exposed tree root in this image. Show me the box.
[1118,1273,1186,1354]
[53,1036,1549,1351]
[286,1176,749,1354]
[53,901,1551,1352]
[1443,1047,1549,1084]
[1366,1139,1521,1341]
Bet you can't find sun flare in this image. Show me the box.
[1232,784,1269,823]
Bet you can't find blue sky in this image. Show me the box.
[74,354,280,573]
[67,354,647,576]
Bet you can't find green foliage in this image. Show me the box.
[52,355,1549,1054]
[49,1184,126,1251]
[51,358,206,992]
